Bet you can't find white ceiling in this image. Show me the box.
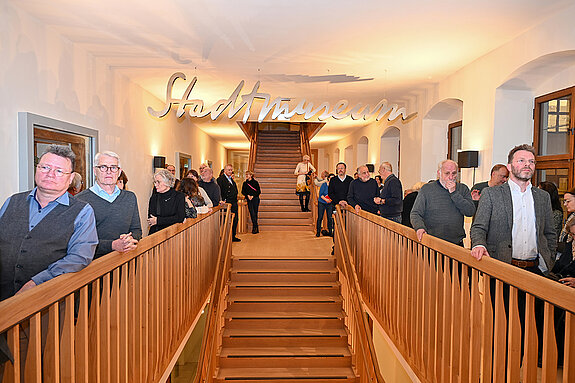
[10,0,573,148]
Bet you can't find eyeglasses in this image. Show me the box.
[36,164,72,177]
[95,165,120,173]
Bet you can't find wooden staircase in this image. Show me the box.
[254,130,313,231]
[215,253,358,382]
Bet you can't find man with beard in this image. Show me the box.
[471,144,556,273]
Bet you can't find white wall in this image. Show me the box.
[317,4,575,190]
[0,4,226,231]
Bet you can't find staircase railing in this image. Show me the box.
[193,207,234,383]
[339,205,575,383]
[333,206,385,382]
[0,206,229,383]
[247,127,258,172]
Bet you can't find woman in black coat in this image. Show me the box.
[147,169,186,234]
[242,171,261,234]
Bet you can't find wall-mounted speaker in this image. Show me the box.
[153,156,166,169]
[366,163,375,172]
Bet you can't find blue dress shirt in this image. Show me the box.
[90,183,121,202]
[0,188,98,285]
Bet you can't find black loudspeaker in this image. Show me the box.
[153,156,166,169]
[457,151,479,168]
[366,163,375,172]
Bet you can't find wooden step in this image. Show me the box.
[222,327,349,348]
[215,367,357,382]
[229,284,340,297]
[258,225,313,231]
[231,257,335,270]
[224,310,346,320]
[259,205,306,212]
[259,199,301,206]
[258,218,312,226]
[259,193,299,200]
[224,316,346,330]
[218,346,352,368]
[259,211,311,219]
[226,299,342,313]
[231,270,338,283]
[254,163,297,169]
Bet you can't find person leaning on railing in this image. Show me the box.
[410,159,475,246]
[147,169,186,234]
[0,145,98,375]
[76,151,141,259]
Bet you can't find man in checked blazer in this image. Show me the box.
[470,144,556,274]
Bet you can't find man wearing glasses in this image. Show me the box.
[77,151,141,258]
[0,145,98,301]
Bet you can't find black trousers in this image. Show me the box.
[297,192,310,210]
[230,203,238,238]
[247,197,260,228]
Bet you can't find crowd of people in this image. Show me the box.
[1,143,573,370]
[307,144,575,291]
[0,146,266,307]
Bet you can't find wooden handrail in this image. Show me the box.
[0,206,230,383]
[333,206,385,382]
[193,208,233,383]
[339,205,575,382]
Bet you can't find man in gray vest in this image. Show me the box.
[0,145,98,371]
[76,151,141,258]
[0,145,98,301]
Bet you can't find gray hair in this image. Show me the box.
[438,159,458,171]
[380,161,392,173]
[95,151,121,168]
[40,145,76,171]
[302,155,310,161]
[154,169,175,188]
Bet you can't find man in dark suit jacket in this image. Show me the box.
[471,144,556,273]
[217,164,241,242]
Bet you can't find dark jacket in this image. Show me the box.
[379,174,403,218]
[217,174,239,206]
[470,182,556,270]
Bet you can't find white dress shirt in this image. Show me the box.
[508,179,539,261]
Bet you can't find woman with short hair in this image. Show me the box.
[147,169,186,234]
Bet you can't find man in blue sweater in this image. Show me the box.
[77,151,141,258]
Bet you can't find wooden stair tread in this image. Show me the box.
[216,367,356,379]
[219,346,351,357]
[228,295,342,302]
[224,310,346,319]
[230,281,339,287]
[231,269,337,274]
[223,328,347,337]
[232,255,335,260]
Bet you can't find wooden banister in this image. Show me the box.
[0,206,231,383]
[333,206,385,382]
[193,207,234,383]
[337,205,575,382]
